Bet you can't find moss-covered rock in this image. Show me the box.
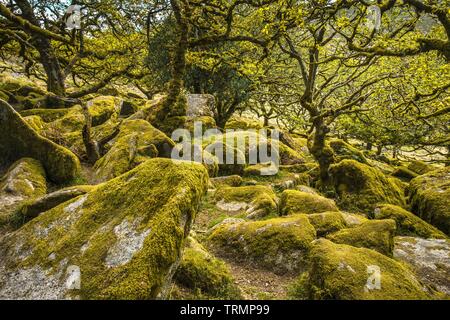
[174,237,240,299]
[306,212,347,237]
[23,115,45,133]
[0,158,209,299]
[329,139,368,164]
[210,175,243,188]
[330,160,405,214]
[289,239,432,300]
[94,119,175,181]
[374,204,447,239]
[214,185,277,219]
[394,237,450,296]
[208,214,316,274]
[225,116,264,130]
[0,100,81,184]
[391,166,418,181]
[20,108,74,123]
[407,160,434,175]
[279,190,338,215]
[408,167,450,236]
[0,158,47,227]
[88,96,121,126]
[15,185,94,225]
[326,220,396,256]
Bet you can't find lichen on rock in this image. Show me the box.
[0,158,209,299]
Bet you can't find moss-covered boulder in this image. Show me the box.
[214,185,277,219]
[15,185,94,224]
[306,212,347,237]
[23,115,45,133]
[408,167,450,236]
[225,116,263,130]
[174,237,240,299]
[279,190,338,215]
[391,166,418,181]
[330,160,405,214]
[208,215,316,274]
[329,139,368,164]
[0,158,209,299]
[326,220,396,256]
[394,237,450,296]
[0,100,81,184]
[210,175,243,188]
[407,160,434,175]
[94,119,175,181]
[374,204,447,239]
[0,158,47,227]
[289,239,432,300]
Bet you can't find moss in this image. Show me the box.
[88,96,121,126]
[289,239,432,300]
[208,214,316,273]
[306,212,347,237]
[13,185,94,227]
[408,167,450,236]
[374,204,447,239]
[0,100,81,184]
[0,90,9,101]
[23,115,45,133]
[328,139,368,164]
[0,158,209,299]
[391,166,418,181]
[20,108,74,123]
[279,190,338,215]
[184,116,217,135]
[0,158,47,227]
[214,185,277,218]
[174,237,241,299]
[225,116,264,130]
[407,160,434,175]
[326,220,396,256]
[210,175,243,188]
[94,119,175,181]
[330,159,405,214]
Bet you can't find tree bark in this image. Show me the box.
[15,0,66,96]
[308,118,334,185]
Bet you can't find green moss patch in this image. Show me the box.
[279,190,338,215]
[329,139,368,164]
[306,212,347,237]
[330,160,405,214]
[208,214,316,274]
[375,204,447,239]
[174,237,241,299]
[0,100,81,184]
[326,219,396,256]
[94,119,175,181]
[408,167,450,236]
[289,239,432,300]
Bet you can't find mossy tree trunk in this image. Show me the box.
[156,0,190,135]
[308,117,335,185]
[15,0,66,96]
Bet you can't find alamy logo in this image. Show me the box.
[66,265,81,290]
[365,265,381,292]
[171,122,280,175]
[65,5,81,30]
